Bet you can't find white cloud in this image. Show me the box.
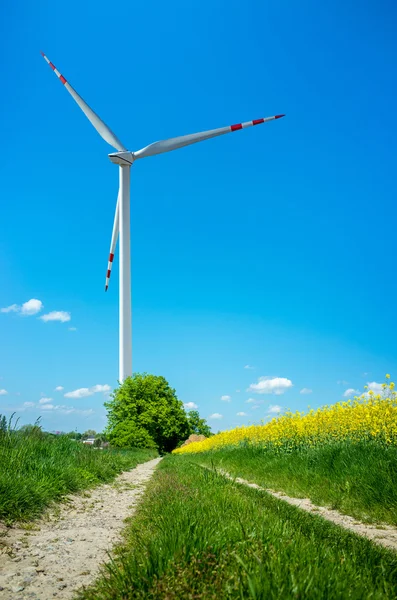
[252,405,261,410]
[235,389,241,393]
[39,397,53,404]
[91,384,111,393]
[221,395,231,402]
[64,384,111,399]
[1,298,43,316]
[300,388,313,395]
[0,389,8,396]
[23,402,35,408]
[38,403,94,416]
[40,311,71,323]
[209,413,223,419]
[1,304,19,313]
[268,404,283,414]
[184,402,198,410]
[21,299,43,316]
[237,412,247,416]
[246,398,256,404]
[343,388,360,398]
[248,376,293,395]
[55,386,64,392]
[244,364,255,370]
[69,327,77,331]
[367,382,384,394]
[64,388,91,399]
[337,380,349,385]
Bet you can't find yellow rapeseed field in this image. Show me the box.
[175,378,397,454]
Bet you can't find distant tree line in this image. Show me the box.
[0,373,211,454]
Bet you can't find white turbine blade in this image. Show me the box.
[41,52,126,152]
[134,114,285,160]
[105,191,120,291]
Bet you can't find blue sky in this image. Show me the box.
[1,0,396,433]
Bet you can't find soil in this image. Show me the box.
[0,457,162,600]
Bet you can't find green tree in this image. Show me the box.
[82,429,96,440]
[186,410,212,437]
[105,373,190,453]
[66,431,82,440]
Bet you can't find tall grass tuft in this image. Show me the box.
[0,416,157,522]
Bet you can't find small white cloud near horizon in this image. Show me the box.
[1,298,43,316]
[237,412,247,416]
[64,384,111,399]
[39,397,53,404]
[40,311,71,323]
[38,403,94,416]
[244,364,255,370]
[337,380,349,385]
[268,404,283,414]
[1,304,19,313]
[21,299,43,315]
[209,413,223,419]
[344,388,360,398]
[367,382,384,394]
[55,386,64,392]
[0,389,8,396]
[184,402,198,410]
[221,395,231,402]
[248,377,293,395]
[300,388,313,395]
[245,398,256,404]
[23,402,35,408]
[235,389,241,393]
[69,327,77,331]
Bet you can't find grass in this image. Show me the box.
[0,427,157,522]
[79,455,397,600]
[186,440,397,525]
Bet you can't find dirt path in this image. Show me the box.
[215,468,397,551]
[0,457,162,599]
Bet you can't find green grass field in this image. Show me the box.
[79,455,397,600]
[0,427,157,522]
[186,441,397,525]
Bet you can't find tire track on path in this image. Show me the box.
[206,466,397,551]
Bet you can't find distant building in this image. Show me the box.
[82,438,96,445]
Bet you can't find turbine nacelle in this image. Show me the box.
[108,151,135,166]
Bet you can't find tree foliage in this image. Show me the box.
[82,429,96,440]
[105,374,190,453]
[186,410,212,437]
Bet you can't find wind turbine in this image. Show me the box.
[41,52,285,382]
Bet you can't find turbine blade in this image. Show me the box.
[105,191,120,291]
[134,115,285,160]
[41,52,126,152]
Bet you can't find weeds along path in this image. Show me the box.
[0,457,162,599]
[212,467,397,552]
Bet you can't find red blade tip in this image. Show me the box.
[40,51,45,57]
[275,114,286,119]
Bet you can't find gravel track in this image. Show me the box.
[0,457,162,600]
